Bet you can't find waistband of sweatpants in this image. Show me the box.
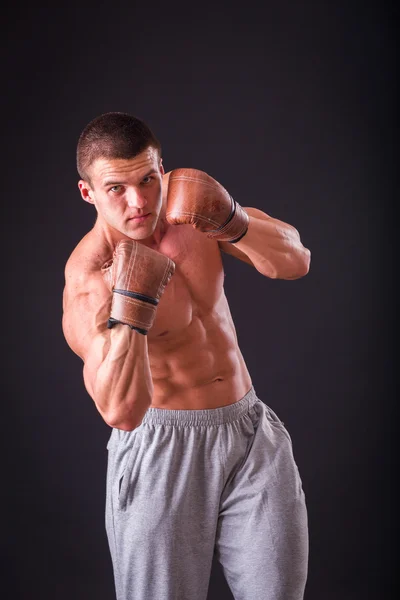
[141,386,259,426]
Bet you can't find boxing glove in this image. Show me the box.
[166,168,249,243]
[101,240,175,335]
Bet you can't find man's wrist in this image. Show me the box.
[107,317,148,335]
[206,198,249,243]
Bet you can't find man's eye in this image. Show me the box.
[142,176,153,184]
[110,185,122,193]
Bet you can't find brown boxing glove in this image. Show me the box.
[166,168,249,243]
[101,240,175,335]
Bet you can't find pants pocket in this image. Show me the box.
[117,428,146,512]
[265,404,293,445]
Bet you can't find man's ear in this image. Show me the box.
[78,180,95,204]
[159,158,165,175]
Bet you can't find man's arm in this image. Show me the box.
[218,207,311,279]
[62,264,153,431]
[165,169,310,279]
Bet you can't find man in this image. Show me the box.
[62,112,311,600]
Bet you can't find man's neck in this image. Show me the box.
[93,214,168,251]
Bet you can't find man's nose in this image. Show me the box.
[127,189,147,209]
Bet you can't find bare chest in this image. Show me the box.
[148,225,225,338]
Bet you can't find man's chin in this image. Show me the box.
[124,217,158,241]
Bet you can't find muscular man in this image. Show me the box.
[62,112,311,600]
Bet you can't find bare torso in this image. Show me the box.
[64,198,252,411]
[144,223,252,408]
[64,162,310,416]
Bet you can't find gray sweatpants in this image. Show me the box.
[105,386,309,600]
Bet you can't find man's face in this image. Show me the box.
[79,146,164,241]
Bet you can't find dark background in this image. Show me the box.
[2,2,395,599]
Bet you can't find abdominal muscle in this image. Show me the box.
[147,293,252,410]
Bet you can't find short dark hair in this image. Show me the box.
[76,112,161,183]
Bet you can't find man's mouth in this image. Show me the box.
[128,213,151,222]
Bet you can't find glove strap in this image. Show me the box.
[109,289,158,334]
[206,196,249,243]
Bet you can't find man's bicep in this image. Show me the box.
[62,276,111,361]
[62,294,92,361]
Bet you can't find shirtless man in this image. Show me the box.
[62,112,311,600]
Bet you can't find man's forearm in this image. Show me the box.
[84,326,153,431]
[234,212,311,279]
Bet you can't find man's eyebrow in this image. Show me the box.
[102,180,126,187]
[142,169,158,178]
[102,169,157,188]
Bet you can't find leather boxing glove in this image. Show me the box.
[166,168,249,243]
[101,240,175,335]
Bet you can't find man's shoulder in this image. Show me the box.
[65,230,110,275]
[62,230,111,319]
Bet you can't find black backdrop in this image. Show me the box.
[2,2,395,599]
